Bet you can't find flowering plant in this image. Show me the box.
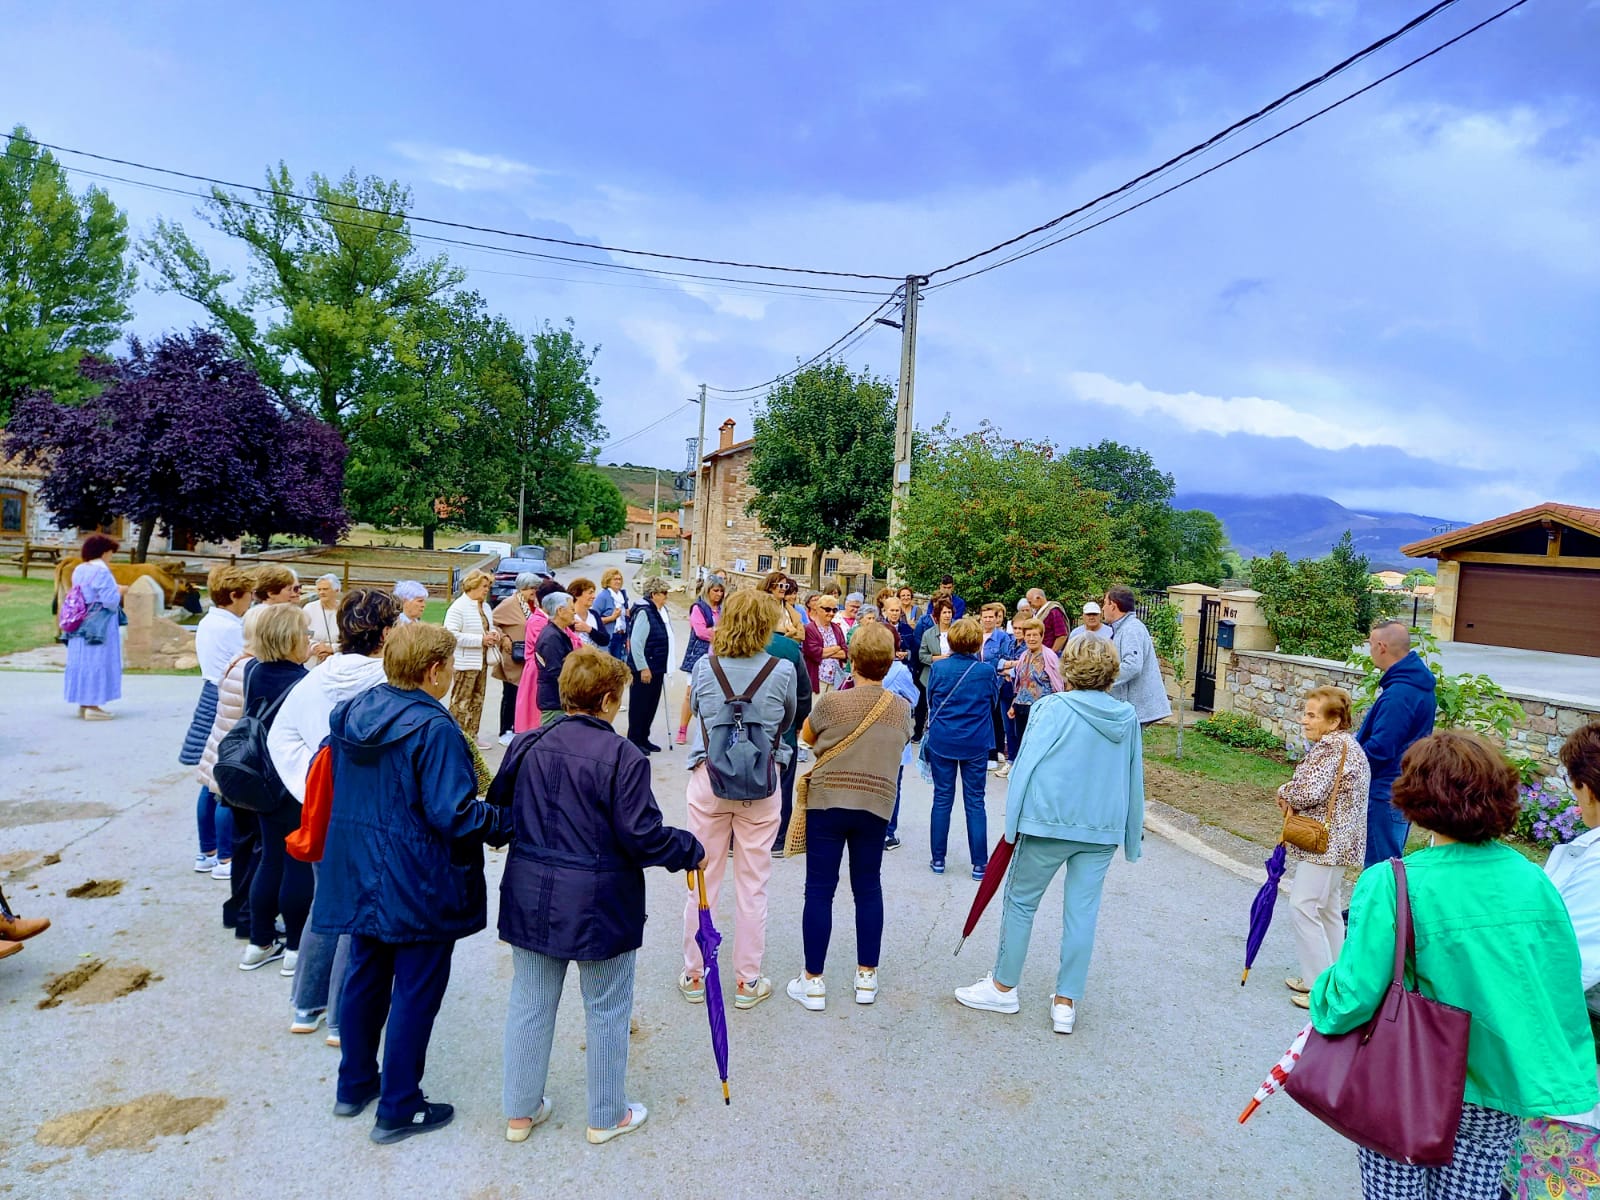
[1516,782,1583,849]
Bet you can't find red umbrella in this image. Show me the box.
[1239,1021,1313,1124]
[954,836,1016,955]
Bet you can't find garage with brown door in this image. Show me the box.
[1402,502,1600,660]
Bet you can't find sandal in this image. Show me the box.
[1290,991,1311,1010]
[678,971,705,1004]
[506,1097,552,1142]
[1285,976,1311,994]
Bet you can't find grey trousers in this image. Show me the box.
[504,947,635,1130]
[293,866,352,1025]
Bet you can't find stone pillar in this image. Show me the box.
[121,575,163,670]
[1219,589,1275,652]
[1166,583,1219,685]
[1432,560,1459,641]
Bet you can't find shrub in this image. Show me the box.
[1516,781,1583,850]
[1195,711,1282,753]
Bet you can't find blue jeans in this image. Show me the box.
[1364,799,1411,867]
[886,767,904,840]
[927,752,989,868]
[803,806,888,974]
[994,836,1116,999]
[196,786,234,859]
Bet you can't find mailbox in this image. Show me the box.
[1217,618,1237,650]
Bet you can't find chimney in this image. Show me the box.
[718,419,736,451]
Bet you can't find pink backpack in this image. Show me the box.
[59,584,89,633]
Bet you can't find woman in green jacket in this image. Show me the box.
[1310,732,1597,1199]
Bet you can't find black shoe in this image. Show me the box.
[643,740,663,753]
[333,1077,381,1118]
[884,836,902,851]
[371,1101,454,1145]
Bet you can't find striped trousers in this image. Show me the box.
[503,947,635,1130]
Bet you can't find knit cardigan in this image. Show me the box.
[804,683,914,822]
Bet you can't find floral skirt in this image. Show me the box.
[1506,1117,1600,1197]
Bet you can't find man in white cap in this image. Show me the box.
[1069,600,1112,644]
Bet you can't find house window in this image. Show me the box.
[0,488,24,535]
[757,554,773,573]
[788,556,806,577]
[824,557,840,576]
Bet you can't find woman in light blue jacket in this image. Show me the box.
[955,635,1142,1035]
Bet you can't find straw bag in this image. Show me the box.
[1282,741,1348,856]
[784,688,899,858]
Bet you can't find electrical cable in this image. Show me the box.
[703,290,904,398]
[924,0,1468,281]
[2,129,900,282]
[926,0,1531,291]
[594,401,698,456]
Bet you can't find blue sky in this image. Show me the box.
[3,0,1596,522]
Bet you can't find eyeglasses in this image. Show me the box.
[819,605,838,613]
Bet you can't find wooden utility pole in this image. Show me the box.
[693,383,707,578]
[886,275,924,586]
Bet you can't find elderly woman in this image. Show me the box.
[956,635,1142,1033]
[1310,732,1597,1197]
[1276,686,1370,1010]
[492,573,541,746]
[568,578,608,651]
[512,579,564,735]
[802,592,846,695]
[533,591,578,726]
[496,649,704,1146]
[623,577,673,753]
[1005,617,1061,753]
[304,573,342,660]
[679,590,797,1011]
[924,617,999,879]
[590,567,631,661]
[676,575,724,745]
[841,592,864,630]
[393,581,429,625]
[445,569,505,748]
[918,597,956,687]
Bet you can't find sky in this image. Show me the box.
[2,0,1596,524]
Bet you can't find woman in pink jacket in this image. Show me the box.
[675,576,724,744]
[513,580,566,734]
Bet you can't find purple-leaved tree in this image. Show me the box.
[4,329,347,561]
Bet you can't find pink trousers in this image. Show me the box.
[682,764,780,985]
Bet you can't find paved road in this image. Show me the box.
[0,548,1359,1198]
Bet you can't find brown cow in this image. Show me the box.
[53,558,203,614]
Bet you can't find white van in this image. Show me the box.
[446,540,513,560]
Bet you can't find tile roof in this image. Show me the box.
[1400,502,1600,558]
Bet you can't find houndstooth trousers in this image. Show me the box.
[1358,1102,1520,1200]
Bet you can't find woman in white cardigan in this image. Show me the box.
[445,569,505,748]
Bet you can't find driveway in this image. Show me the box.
[1436,641,1600,707]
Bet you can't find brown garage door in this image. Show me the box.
[1455,564,1600,657]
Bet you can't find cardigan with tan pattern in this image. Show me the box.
[1278,729,1371,867]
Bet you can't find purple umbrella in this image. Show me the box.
[1242,842,1288,986]
[689,868,730,1103]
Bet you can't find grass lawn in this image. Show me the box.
[0,576,60,655]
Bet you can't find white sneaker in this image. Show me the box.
[1050,997,1077,1034]
[239,941,285,971]
[193,853,218,873]
[497,731,514,746]
[854,968,878,1005]
[211,859,232,880]
[996,762,1012,779]
[279,949,299,978]
[955,973,1020,1014]
[786,975,825,1011]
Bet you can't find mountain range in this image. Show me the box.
[1175,493,1462,571]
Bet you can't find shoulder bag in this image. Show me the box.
[1284,859,1472,1167]
[1281,738,1348,856]
[784,688,899,858]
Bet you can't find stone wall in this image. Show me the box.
[1221,648,1599,774]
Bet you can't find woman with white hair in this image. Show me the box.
[304,574,342,660]
[492,573,542,746]
[445,570,506,748]
[532,591,577,726]
[393,581,429,624]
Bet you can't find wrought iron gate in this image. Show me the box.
[1193,596,1221,712]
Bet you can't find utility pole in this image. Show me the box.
[886,275,924,586]
[651,467,660,559]
[694,382,707,577]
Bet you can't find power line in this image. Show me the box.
[703,290,904,399]
[924,0,1468,281]
[594,401,697,457]
[927,0,1531,291]
[2,130,901,282]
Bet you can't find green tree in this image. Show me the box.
[1062,439,1180,587]
[1220,547,1251,584]
[140,164,462,429]
[1403,567,1435,589]
[569,468,628,543]
[1146,600,1189,758]
[0,127,136,421]
[1169,508,1227,586]
[890,421,1136,607]
[745,360,895,587]
[1249,551,1360,658]
[1326,530,1400,631]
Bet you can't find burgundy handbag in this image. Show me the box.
[1284,859,1472,1167]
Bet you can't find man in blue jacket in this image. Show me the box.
[316,623,511,1144]
[1356,620,1438,866]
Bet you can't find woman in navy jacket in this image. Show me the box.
[495,647,704,1146]
[925,617,1000,879]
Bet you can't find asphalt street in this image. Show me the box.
[0,549,1358,1198]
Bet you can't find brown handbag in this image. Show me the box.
[1284,859,1472,1167]
[783,688,899,858]
[1281,740,1348,856]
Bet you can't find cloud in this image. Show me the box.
[391,142,543,191]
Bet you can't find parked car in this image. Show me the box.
[490,556,553,602]
[447,540,513,560]
[624,548,648,564]
[513,544,545,560]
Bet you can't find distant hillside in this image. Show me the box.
[1176,492,1461,571]
[594,463,682,512]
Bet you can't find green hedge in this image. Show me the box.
[1194,711,1282,753]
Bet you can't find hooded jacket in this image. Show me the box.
[1355,650,1438,802]
[1002,689,1145,860]
[314,684,510,943]
[495,714,702,961]
[267,652,389,802]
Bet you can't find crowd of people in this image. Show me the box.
[35,538,1600,1194]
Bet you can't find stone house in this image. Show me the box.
[688,419,874,586]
